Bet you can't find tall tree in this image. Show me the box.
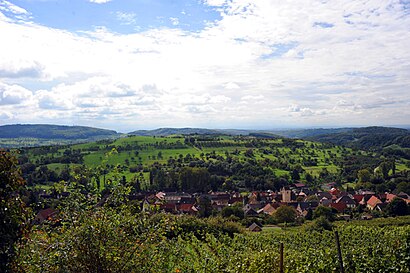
[0,150,29,272]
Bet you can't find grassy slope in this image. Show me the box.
[23,135,410,190]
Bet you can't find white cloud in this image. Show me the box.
[0,82,32,105]
[0,0,29,15]
[0,110,13,121]
[204,0,228,7]
[0,60,44,78]
[116,12,137,25]
[0,0,409,130]
[89,0,112,4]
[170,17,179,26]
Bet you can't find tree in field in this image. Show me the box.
[313,205,335,221]
[0,150,29,272]
[291,169,300,181]
[386,197,408,216]
[197,195,213,218]
[274,205,297,223]
[221,203,244,219]
[357,169,372,183]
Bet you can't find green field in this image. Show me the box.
[19,135,410,191]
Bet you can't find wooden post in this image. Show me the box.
[334,231,345,273]
[279,242,284,273]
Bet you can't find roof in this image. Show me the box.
[248,222,262,232]
[330,188,340,195]
[353,194,364,203]
[386,193,397,203]
[366,196,382,208]
[335,195,355,204]
[258,203,277,215]
[178,204,198,213]
[244,207,259,216]
[330,202,347,213]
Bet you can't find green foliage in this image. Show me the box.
[16,133,410,193]
[306,216,333,232]
[386,197,409,216]
[0,150,30,272]
[14,212,410,273]
[313,205,335,222]
[221,204,244,220]
[274,205,297,223]
[357,169,372,183]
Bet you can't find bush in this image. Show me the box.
[274,205,297,223]
[313,205,335,221]
[305,216,333,232]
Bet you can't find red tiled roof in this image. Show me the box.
[353,194,364,203]
[330,202,347,213]
[178,204,197,212]
[366,196,382,208]
[386,193,397,203]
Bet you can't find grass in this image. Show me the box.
[20,135,410,191]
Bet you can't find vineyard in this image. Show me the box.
[14,207,410,273]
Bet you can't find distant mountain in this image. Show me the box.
[128,128,283,138]
[128,128,250,136]
[270,128,354,139]
[307,126,410,150]
[0,124,119,139]
[0,124,121,148]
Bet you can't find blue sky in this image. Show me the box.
[0,0,409,132]
[10,0,221,33]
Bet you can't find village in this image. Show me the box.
[142,184,410,218]
[35,182,410,228]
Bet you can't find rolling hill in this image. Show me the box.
[308,126,410,150]
[0,124,121,148]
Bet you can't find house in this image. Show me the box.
[163,192,192,204]
[366,196,382,210]
[248,222,262,232]
[374,203,388,211]
[295,201,319,216]
[316,191,332,200]
[385,193,397,203]
[229,192,244,205]
[160,203,177,213]
[353,194,365,204]
[243,204,259,217]
[330,202,347,213]
[329,187,341,197]
[397,192,410,199]
[320,197,332,206]
[177,204,198,215]
[257,203,279,216]
[292,182,307,189]
[335,195,356,208]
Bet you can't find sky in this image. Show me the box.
[0,0,409,132]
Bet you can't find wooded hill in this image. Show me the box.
[1,124,409,152]
[0,124,121,148]
[307,126,410,150]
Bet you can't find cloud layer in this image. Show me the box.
[0,0,409,131]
